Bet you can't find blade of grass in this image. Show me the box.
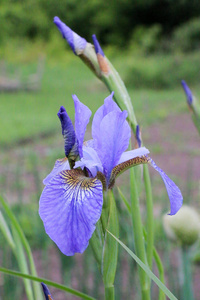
[0,267,96,300]
[12,226,34,300]
[107,230,177,300]
[0,196,42,299]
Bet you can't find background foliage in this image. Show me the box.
[1,0,200,51]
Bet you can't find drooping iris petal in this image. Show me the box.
[43,158,70,186]
[54,17,87,55]
[72,95,92,158]
[97,110,131,183]
[118,147,150,165]
[74,145,103,177]
[39,169,103,256]
[57,106,78,158]
[150,159,183,215]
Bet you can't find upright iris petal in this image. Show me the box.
[54,17,87,55]
[73,94,92,158]
[92,92,131,183]
[97,110,131,183]
[39,169,103,256]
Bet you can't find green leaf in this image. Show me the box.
[102,190,119,287]
[0,211,15,250]
[107,230,178,300]
[89,219,104,267]
[0,196,42,299]
[0,267,96,300]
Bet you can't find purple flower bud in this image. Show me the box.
[54,16,87,55]
[92,34,105,57]
[136,125,142,147]
[181,80,193,106]
[41,283,54,300]
[92,34,110,74]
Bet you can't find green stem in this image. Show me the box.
[143,164,154,269]
[130,168,150,300]
[153,248,166,300]
[105,285,115,300]
[180,246,194,300]
[102,68,137,133]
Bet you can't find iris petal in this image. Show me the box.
[39,169,103,256]
[150,159,183,215]
[75,145,103,177]
[118,147,149,165]
[57,106,78,158]
[73,95,92,158]
[92,92,120,145]
[43,158,70,185]
[97,110,131,183]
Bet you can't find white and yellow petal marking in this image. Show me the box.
[39,169,103,256]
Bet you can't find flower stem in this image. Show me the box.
[105,285,115,300]
[180,246,194,300]
[130,168,151,300]
[143,164,154,269]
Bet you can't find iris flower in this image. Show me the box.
[39,93,183,256]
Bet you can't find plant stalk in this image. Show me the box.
[130,168,151,300]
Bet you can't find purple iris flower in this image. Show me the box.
[39,93,183,256]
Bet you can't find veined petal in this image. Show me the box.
[57,106,78,158]
[72,95,92,158]
[54,17,87,55]
[92,92,120,150]
[150,159,183,215]
[43,157,70,185]
[39,169,103,256]
[98,110,131,183]
[118,147,149,164]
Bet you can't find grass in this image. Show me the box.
[1,52,200,147]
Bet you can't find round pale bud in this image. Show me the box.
[163,205,200,246]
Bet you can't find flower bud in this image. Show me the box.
[163,205,200,246]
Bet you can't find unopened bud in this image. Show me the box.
[163,205,200,246]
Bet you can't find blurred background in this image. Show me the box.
[0,0,200,299]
